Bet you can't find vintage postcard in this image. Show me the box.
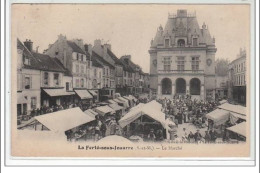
[9,2,254,160]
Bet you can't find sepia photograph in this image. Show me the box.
[8,2,255,161]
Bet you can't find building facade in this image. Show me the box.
[149,10,217,100]
[228,48,246,105]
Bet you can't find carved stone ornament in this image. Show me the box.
[206,59,212,66]
[153,59,157,66]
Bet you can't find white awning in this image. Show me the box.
[108,104,124,111]
[84,109,97,118]
[74,90,93,99]
[206,109,230,125]
[226,122,246,137]
[218,103,246,115]
[94,105,115,116]
[117,97,130,107]
[17,93,28,104]
[108,99,117,104]
[129,95,137,102]
[34,107,95,132]
[146,100,162,111]
[230,112,246,120]
[113,98,129,108]
[88,90,98,96]
[43,89,75,97]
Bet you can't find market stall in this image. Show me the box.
[226,122,246,141]
[118,103,167,141]
[206,109,230,126]
[94,105,115,116]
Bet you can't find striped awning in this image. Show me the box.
[43,89,75,97]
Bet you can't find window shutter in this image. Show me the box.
[22,74,25,89]
[30,76,32,89]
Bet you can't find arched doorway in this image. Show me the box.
[190,78,201,95]
[161,78,172,95]
[176,78,186,94]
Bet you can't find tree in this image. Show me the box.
[215,58,229,76]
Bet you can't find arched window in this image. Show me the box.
[161,78,172,95]
[177,39,185,47]
[176,78,186,94]
[190,78,201,95]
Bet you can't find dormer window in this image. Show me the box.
[193,38,198,46]
[177,39,185,47]
[165,39,170,48]
[23,55,30,65]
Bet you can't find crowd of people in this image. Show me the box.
[158,94,220,143]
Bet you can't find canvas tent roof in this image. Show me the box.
[74,90,93,99]
[119,103,166,128]
[108,104,124,111]
[43,89,75,97]
[95,105,115,115]
[206,109,230,126]
[219,100,228,104]
[129,95,137,102]
[34,107,95,132]
[114,98,129,108]
[108,99,117,104]
[230,112,246,120]
[218,103,246,115]
[226,122,246,137]
[117,97,130,107]
[84,109,97,118]
[146,100,162,111]
[130,103,145,111]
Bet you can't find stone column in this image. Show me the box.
[158,84,161,98]
[186,85,190,95]
[201,85,205,101]
[172,84,175,97]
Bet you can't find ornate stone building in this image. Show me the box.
[149,9,217,100]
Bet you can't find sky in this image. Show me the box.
[12,4,250,73]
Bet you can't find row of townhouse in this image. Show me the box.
[17,35,150,116]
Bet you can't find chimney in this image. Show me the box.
[94,39,102,46]
[104,43,111,51]
[73,38,84,50]
[58,34,66,42]
[24,39,33,52]
[84,44,93,56]
[36,46,39,53]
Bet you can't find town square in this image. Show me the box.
[15,7,247,145]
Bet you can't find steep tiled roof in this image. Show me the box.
[119,58,135,73]
[92,51,115,69]
[107,49,123,66]
[17,38,67,73]
[151,12,214,47]
[52,58,73,76]
[67,41,86,55]
[31,52,66,72]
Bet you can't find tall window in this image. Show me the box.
[193,38,198,46]
[165,39,170,47]
[81,65,84,74]
[76,53,79,61]
[191,57,200,71]
[103,68,105,75]
[31,97,37,109]
[107,69,109,76]
[54,73,60,86]
[80,78,84,87]
[66,82,69,91]
[177,39,185,47]
[81,54,83,61]
[43,72,49,86]
[94,69,97,77]
[76,79,80,87]
[177,57,185,71]
[24,76,31,89]
[163,57,171,71]
[76,65,79,73]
